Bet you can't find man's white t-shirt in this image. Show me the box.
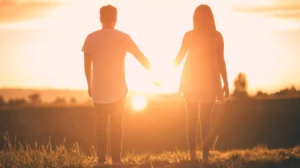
[82,28,140,104]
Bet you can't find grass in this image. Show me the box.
[0,135,299,168]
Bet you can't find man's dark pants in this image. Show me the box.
[94,97,126,163]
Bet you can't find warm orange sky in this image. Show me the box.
[1,0,300,94]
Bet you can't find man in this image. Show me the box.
[81,5,151,166]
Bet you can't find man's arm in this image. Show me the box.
[126,35,151,71]
[84,53,92,89]
[173,33,188,67]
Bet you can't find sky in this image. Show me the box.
[0,0,300,94]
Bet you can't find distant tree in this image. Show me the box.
[0,96,5,106]
[290,86,297,93]
[274,88,289,96]
[273,86,298,97]
[53,97,67,104]
[7,98,26,106]
[256,90,268,97]
[232,72,248,98]
[28,93,42,104]
[70,97,77,104]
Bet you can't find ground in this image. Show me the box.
[0,137,299,168]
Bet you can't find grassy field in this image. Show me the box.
[0,97,300,167]
[0,135,299,168]
[1,98,300,153]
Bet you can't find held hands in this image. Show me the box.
[147,62,178,87]
[152,79,162,86]
[148,67,162,87]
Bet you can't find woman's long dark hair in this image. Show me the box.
[193,5,216,37]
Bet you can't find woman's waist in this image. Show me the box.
[181,68,219,80]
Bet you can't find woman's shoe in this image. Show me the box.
[190,150,197,161]
[202,151,209,163]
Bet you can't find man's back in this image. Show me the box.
[82,29,131,103]
[82,5,152,166]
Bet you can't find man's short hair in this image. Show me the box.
[100,5,117,23]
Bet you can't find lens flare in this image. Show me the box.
[131,95,147,111]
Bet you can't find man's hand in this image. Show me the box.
[148,67,162,87]
[84,53,92,98]
[223,83,229,98]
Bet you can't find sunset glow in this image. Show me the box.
[131,95,147,111]
[1,0,300,94]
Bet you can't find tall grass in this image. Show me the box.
[0,133,299,168]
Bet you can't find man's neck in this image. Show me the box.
[102,24,115,29]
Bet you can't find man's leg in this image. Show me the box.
[94,103,110,163]
[185,101,199,160]
[200,103,214,161]
[109,97,126,163]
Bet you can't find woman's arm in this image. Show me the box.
[173,33,189,67]
[218,32,229,96]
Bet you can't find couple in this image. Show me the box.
[82,4,229,166]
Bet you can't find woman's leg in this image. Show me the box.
[199,103,214,161]
[185,101,199,160]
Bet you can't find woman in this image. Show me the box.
[173,5,229,161]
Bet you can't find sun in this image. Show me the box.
[131,95,147,111]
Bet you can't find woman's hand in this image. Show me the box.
[223,83,229,98]
[88,86,92,98]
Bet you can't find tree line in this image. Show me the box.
[1,72,300,107]
[0,93,80,107]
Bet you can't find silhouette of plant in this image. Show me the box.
[273,85,298,96]
[256,91,268,97]
[290,86,297,93]
[70,97,77,104]
[0,95,5,106]
[7,98,26,106]
[53,97,67,104]
[28,93,42,104]
[233,72,248,98]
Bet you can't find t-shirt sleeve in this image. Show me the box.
[125,34,140,55]
[81,35,91,54]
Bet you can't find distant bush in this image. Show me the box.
[53,97,67,104]
[273,86,299,96]
[0,95,5,106]
[256,91,268,97]
[70,97,77,104]
[7,98,26,106]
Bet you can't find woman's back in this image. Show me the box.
[175,4,229,162]
[179,30,223,102]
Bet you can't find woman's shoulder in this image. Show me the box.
[183,30,193,37]
[181,30,194,42]
[215,31,223,39]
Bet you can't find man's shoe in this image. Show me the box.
[94,162,107,168]
[202,152,209,163]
